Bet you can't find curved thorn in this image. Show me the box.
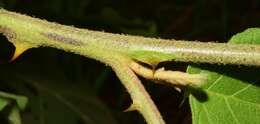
[10,43,30,62]
[124,103,138,112]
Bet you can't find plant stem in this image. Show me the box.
[1,9,260,124]
[1,9,260,66]
[109,57,165,124]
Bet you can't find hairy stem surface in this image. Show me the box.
[1,9,260,66]
[1,9,260,124]
[109,57,165,124]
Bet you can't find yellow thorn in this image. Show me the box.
[10,43,30,62]
[123,104,137,112]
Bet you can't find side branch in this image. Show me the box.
[109,58,165,124]
[129,61,206,88]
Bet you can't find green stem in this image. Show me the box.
[8,106,22,124]
[1,9,260,66]
[1,9,260,124]
[109,57,165,124]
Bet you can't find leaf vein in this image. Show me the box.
[202,104,211,124]
[206,90,260,107]
[207,75,223,90]
[231,84,251,97]
[224,98,240,124]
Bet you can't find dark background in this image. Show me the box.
[0,0,259,124]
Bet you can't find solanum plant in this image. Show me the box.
[0,9,259,124]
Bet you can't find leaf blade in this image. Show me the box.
[188,28,260,124]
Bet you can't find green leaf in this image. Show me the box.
[187,28,260,124]
[0,91,28,110]
[24,81,119,124]
[229,28,260,44]
[0,98,9,111]
[0,92,25,124]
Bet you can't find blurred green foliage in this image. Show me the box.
[0,0,259,124]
